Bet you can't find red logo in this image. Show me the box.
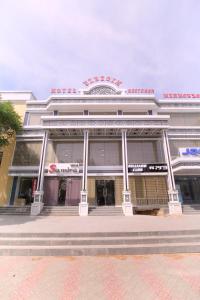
[49,164,57,173]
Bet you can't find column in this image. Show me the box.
[31,130,48,216]
[79,130,89,216]
[162,130,182,214]
[122,130,133,216]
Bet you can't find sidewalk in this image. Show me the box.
[0,214,200,233]
[1,254,200,300]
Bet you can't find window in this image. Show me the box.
[12,142,42,166]
[0,152,3,166]
[46,142,84,164]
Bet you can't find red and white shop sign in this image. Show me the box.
[48,163,79,175]
[164,93,200,99]
[83,76,123,87]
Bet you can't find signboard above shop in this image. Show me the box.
[179,148,200,157]
[128,164,168,173]
[48,163,79,175]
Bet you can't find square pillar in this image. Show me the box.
[121,130,133,216]
[79,130,89,216]
[31,131,48,216]
[79,191,88,216]
[162,130,182,215]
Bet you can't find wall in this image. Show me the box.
[129,176,168,205]
[0,102,26,205]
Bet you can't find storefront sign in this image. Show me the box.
[128,163,168,173]
[83,76,122,87]
[164,93,200,99]
[127,89,154,94]
[48,163,79,175]
[179,147,200,157]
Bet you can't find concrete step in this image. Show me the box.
[41,206,79,216]
[1,236,200,246]
[182,205,200,214]
[2,229,200,238]
[0,207,31,215]
[88,207,123,216]
[0,230,200,255]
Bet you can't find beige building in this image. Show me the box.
[0,92,35,205]
[2,79,200,216]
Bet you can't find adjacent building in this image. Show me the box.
[1,78,200,216]
[0,91,35,206]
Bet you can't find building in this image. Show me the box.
[0,91,35,206]
[3,77,200,215]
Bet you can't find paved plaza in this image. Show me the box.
[0,254,200,300]
[0,214,200,233]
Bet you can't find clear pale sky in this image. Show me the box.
[0,0,200,99]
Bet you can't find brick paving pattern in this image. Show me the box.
[0,254,200,300]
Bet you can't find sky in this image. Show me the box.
[0,0,200,99]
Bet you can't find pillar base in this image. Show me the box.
[33,190,44,203]
[79,203,88,216]
[122,191,133,216]
[31,202,44,216]
[79,191,88,216]
[31,191,44,216]
[168,190,179,202]
[168,201,182,215]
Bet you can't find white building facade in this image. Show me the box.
[7,78,200,216]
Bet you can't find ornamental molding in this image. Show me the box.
[42,119,168,128]
[84,85,121,95]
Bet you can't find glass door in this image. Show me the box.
[96,180,115,206]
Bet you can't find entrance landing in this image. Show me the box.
[1,214,200,233]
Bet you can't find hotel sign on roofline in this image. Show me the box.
[83,76,122,87]
[164,93,200,99]
[51,76,154,95]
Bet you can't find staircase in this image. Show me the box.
[1,229,200,255]
[88,206,123,216]
[182,204,200,215]
[40,206,79,216]
[0,206,31,215]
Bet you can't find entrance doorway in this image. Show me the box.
[96,180,115,206]
[175,176,200,204]
[57,178,81,206]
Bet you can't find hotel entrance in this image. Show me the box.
[95,180,115,206]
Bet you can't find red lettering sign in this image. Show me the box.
[49,164,57,173]
[51,88,77,94]
[127,89,154,94]
[164,93,200,99]
[83,76,123,87]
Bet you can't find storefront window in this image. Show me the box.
[12,142,42,166]
[127,141,162,163]
[46,142,83,164]
[89,141,122,166]
[18,178,37,205]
